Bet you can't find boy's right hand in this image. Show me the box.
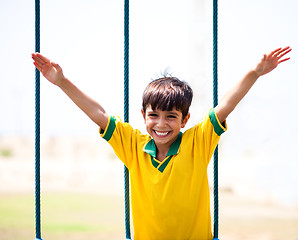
[32,53,65,86]
[32,52,109,129]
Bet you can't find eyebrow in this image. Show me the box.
[168,112,179,116]
[147,109,180,116]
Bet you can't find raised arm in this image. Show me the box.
[32,53,109,129]
[215,46,291,123]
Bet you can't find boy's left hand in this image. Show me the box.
[254,46,291,77]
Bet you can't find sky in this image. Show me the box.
[0,0,297,206]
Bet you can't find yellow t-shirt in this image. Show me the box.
[100,109,226,240]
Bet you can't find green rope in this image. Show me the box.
[34,0,42,239]
[213,0,219,239]
[124,0,131,239]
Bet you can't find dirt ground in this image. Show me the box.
[0,136,297,240]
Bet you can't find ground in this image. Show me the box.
[0,136,297,240]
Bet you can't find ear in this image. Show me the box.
[181,113,190,128]
[141,109,146,121]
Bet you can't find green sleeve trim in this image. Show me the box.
[209,109,226,136]
[101,116,116,141]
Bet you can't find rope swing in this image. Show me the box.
[212,0,220,239]
[34,0,42,239]
[122,0,220,239]
[33,0,220,239]
[123,0,131,239]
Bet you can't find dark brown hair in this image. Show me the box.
[142,77,193,119]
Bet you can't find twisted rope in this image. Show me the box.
[34,0,42,239]
[213,0,219,239]
[124,0,131,239]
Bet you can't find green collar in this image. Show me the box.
[143,131,182,158]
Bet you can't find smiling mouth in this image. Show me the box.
[154,130,171,137]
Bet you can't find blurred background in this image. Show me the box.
[0,0,297,239]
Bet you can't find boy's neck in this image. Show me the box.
[155,144,171,162]
[154,132,182,162]
[156,150,168,162]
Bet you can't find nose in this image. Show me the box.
[156,116,166,127]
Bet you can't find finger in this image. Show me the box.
[273,46,291,58]
[34,52,51,64]
[32,53,42,63]
[276,48,292,59]
[33,61,43,72]
[268,48,282,57]
[32,54,46,65]
[278,57,290,64]
[51,62,61,71]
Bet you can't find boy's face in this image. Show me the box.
[142,105,190,149]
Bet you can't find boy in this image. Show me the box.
[32,46,291,240]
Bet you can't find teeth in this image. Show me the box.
[155,131,169,136]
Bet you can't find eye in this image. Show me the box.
[167,115,177,119]
[148,113,158,117]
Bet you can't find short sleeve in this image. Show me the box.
[100,116,116,141]
[191,108,227,165]
[208,108,227,136]
[99,116,148,169]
